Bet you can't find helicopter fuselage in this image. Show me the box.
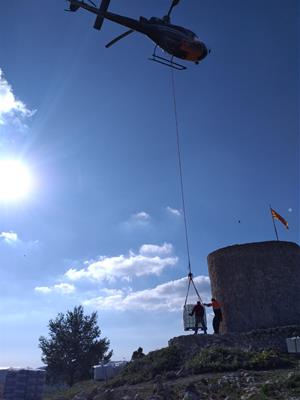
[71,1,208,62]
[139,17,208,62]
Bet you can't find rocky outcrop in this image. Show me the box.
[66,369,300,400]
[169,325,300,355]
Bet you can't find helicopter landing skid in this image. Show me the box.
[149,54,187,71]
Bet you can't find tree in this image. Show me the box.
[39,305,112,386]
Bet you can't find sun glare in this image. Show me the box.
[0,159,33,201]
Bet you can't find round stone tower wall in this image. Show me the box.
[207,241,300,333]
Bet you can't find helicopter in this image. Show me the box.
[65,0,210,70]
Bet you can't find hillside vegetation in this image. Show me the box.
[43,345,300,400]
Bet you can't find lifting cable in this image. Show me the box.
[171,69,191,275]
[170,69,203,306]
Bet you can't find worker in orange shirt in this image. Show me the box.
[204,298,222,334]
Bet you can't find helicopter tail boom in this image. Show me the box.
[94,0,111,30]
[69,3,80,12]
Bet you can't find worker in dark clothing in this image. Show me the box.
[204,298,222,334]
[189,301,207,335]
[131,347,145,361]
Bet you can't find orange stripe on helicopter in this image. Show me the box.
[179,42,201,61]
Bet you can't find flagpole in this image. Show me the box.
[269,204,279,241]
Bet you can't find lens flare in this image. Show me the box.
[0,159,32,201]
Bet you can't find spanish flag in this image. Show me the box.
[271,208,289,229]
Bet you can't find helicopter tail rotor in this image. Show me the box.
[65,0,97,12]
[94,0,111,30]
[65,0,80,12]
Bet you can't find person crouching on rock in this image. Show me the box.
[189,301,207,335]
[204,298,222,334]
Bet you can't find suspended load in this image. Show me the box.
[183,304,199,331]
[183,272,207,332]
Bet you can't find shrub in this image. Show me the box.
[248,350,291,370]
[185,347,246,373]
[148,346,183,377]
[185,347,293,374]
[110,346,183,386]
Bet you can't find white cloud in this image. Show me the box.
[83,275,211,312]
[54,283,76,294]
[0,232,39,253]
[0,231,18,243]
[0,69,33,126]
[35,283,75,295]
[166,206,181,216]
[100,288,124,296]
[139,243,173,256]
[35,286,52,294]
[121,211,152,231]
[132,211,150,221]
[65,244,178,282]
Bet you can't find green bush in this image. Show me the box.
[110,346,295,387]
[248,350,291,370]
[115,358,150,384]
[110,346,183,386]
[185,347,293,374]
[148,346,182,377]
[186,347,246,373]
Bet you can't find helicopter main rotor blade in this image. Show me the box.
[105,29,134,48]
[166,0,180,17]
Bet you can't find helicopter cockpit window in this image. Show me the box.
[175,26,197,39]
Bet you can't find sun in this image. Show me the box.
[0,159,33,201]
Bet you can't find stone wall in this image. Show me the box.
[207,241,300,333]
[169,325,300,355]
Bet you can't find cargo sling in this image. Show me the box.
[171,71,207,331]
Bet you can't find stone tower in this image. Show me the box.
[207,241,300,333]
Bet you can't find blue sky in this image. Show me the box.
[0,0,299,367]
